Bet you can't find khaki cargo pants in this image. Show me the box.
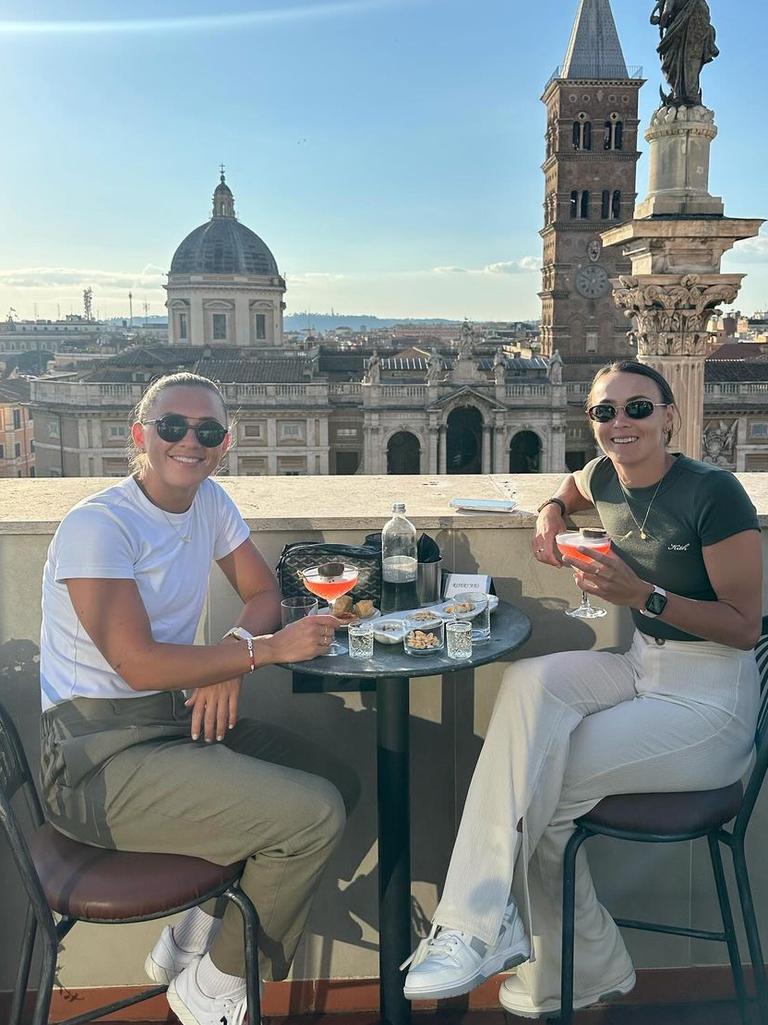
[40,691,352,979]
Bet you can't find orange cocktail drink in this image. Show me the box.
[555,531,610,619]
[301,563,359,655]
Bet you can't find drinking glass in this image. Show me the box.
[281,596,318,627]
[301,564,359,656]
[555,532,609,619]
[471,596,492,642]
[446,620,472,660]
[348,622,374,660]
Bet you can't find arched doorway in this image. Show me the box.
[387,431,421,474]
[447,407,483,474]
[509,431,541,473]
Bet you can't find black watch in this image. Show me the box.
[640,586,668,618]
[537,497,566,517]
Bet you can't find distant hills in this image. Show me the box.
[284,313,460,331]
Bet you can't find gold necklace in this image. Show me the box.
[618,476,665,542]
[134,476,193,544]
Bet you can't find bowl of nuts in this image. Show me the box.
[403,618,445,655]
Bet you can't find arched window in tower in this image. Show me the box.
[573,113,592,151]
[571,191,590,220]
[604,114,624,151]
[611,190,621,219]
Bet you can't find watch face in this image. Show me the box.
[645,590,668,616]
[575,264,610,299]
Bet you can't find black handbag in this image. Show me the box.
[276,541,382,605]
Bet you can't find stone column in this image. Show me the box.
[438,425,447,475]
[482,425,492,474]
[427,427,439,474]
[494,420,506,473]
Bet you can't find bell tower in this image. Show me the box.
[539,0,643,368]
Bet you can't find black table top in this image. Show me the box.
[280,601,532,680]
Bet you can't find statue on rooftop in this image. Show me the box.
[493,348,506,386]
[651,0,719,108]
[458,319,474,359]
[548,348,563,385]
[426,348,442,385]
[363,351,381,385]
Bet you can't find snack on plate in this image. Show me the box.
[444,601,474,614]
[334,612,358,624]
[352,599,375,619]
[379,622,402,632]
[332,594,354,615]
[411,610,439,621]
[406,629,441,650]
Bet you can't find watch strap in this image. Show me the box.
[537,497,566,517]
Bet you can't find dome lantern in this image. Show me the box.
[213,165,235,218]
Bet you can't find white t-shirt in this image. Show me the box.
[40,476,251,711]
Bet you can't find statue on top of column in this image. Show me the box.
[426,348,442,385]
[363,351,381,385]
[651,0,719,108]
[493,348,506,386]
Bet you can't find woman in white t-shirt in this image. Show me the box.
[40,372,348,1025]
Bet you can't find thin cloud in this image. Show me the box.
[0,0,411,36]
[433,266,468,274]
[432,258,541,276]
[0,265,166,289]
[729,231,768,264]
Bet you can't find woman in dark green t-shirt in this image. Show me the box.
[402,361,762,1018]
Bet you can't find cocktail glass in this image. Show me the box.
[555,532,610,619]
[301,564,359,656]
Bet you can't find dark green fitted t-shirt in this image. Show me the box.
[579,454,760,642]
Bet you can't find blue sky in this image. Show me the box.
[0,0,766,322]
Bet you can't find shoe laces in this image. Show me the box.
[219,992,248,1025]
[399,925,474,971]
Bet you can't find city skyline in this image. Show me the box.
[1,0,767,323]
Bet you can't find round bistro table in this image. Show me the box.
[280,601,532,1025]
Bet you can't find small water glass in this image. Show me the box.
[472,596,492,643]
[446,620,472,661]
[281,596,318,627]
[348,621,374,659]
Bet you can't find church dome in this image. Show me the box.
[170,171,279,277]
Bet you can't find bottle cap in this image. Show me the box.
[393,502,406,513]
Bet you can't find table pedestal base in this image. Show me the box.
[377,675,411,1025]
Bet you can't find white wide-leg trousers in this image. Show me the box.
[433,630,759,1007]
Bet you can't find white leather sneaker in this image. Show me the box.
[166,961,247,1025]
[145,925,202,984]
[498,968,636,1018]
[402,903,530,1001]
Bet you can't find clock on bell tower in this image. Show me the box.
[539,0,644,365]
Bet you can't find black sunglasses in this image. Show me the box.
[143,414,228,448]
[587,399,670,424]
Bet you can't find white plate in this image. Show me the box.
[332,608,381,631]
[449,498,516,513]
[437,593,499,619]
[373,618,408,644]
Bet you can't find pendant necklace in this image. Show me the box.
[618,475,665,542]
[134,476,192,544]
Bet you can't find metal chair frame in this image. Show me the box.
[559,620,768,1025]
[0,701,261,1025]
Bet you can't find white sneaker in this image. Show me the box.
[498,968,636,1018]
[144,925,202,985]
[402,904,530,1001]
[166,961,247,1025]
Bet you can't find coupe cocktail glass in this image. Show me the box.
[301,564,359,656]
[555,531,610,619]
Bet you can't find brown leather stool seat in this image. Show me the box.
[29,822,245,922]
[582,782,743,836]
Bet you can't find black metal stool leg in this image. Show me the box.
[31,926,57,1025]
[708,835,749,1025]
[731,838,768,1025]
[560,827,589,1025]
[10,903,36,1025]
[224,884,262,1025]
